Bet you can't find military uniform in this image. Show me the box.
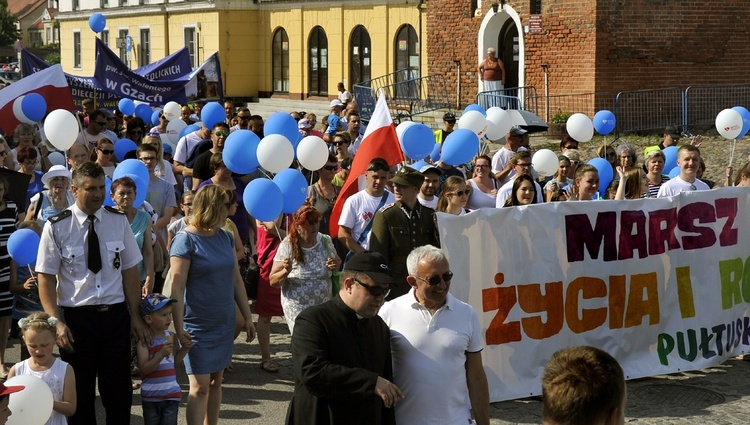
[370,201,439,300]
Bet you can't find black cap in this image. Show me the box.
[390,166,425,187]
[664,126,681,138]
[344,252,395,284]
[443,112,456,122]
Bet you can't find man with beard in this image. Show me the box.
[416,164,441,209]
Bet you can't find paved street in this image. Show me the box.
[7,318,750,424]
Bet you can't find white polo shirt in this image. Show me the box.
[379,289,483,425]
[36,204,142,307]
[656,175,709,198]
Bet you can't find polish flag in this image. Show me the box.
[329,93,404,237]
[0,64,75,135]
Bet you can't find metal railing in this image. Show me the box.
[475,86,538,112]
[684,85,750,132]
[613,88,684,134]
[525,92,614,123]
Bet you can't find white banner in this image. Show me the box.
[436,187,750,402]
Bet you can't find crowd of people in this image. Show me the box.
[0,87,746,425]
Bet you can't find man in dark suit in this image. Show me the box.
[286,251,402,425]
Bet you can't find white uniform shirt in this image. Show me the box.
[656,175,710,198]
[379,290,483,425]
[36,204,142,307]
[338,190,395,250]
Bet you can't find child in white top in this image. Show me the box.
[8,312,76,425]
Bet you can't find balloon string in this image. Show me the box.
[729,139,736,167]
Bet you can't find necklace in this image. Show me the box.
[317,182,336,205]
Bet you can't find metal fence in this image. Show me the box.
[684,85,750,132]
[525,92,614,123]
[613,88,684,134]
[475,86,538,112]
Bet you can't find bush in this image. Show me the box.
[45,52,60,65]
[551,111,572,124]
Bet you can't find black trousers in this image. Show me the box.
[61,302,132,425]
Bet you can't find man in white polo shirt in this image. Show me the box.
[657,144,709,197]
[379,245,489,425]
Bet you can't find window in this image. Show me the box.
[349,26,371,86]
[272,28,289,93]
[101,29,109,46]
[73,31,81,68]
[118,29,128,62]
[46,28,51,43]
[184,27,197,68]
[394,24,419,99]
[73,0,79,10]
[308,26,328,96]
[139,28,150,66]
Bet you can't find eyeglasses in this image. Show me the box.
[475,164,490,169]
[96,121,108,126]
[416,271,454,286]
[451,190,469,197]
[354,277,391,298]
[238,116,251,121]
[322,165,338,171]
[139,156,157,162]
[99,149,114,155]
[182,203,192,207]
[214,131,228,137]
[515,162,532,168]
[332,141,347,146]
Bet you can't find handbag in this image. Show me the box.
[239,240,260,300]
[322,235,341,295]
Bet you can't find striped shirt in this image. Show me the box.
[141,331,182,402]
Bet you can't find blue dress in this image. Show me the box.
[169,229,236,375]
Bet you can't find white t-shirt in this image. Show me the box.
[495,178,544,207]
[174,131,204,164]
[656,175,709,198]
[466,178,497,209]
[339,90,352,103]
[338,190,395,250]
[491,147,516,182]
[417,194,438,209]
[379,290,483,425]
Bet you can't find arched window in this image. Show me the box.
[349,25,371,86]
[394,24,419,78]
[272,28,289,93]
[308,26,328,96]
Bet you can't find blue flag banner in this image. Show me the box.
[134,47,192,81]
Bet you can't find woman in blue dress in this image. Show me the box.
[169,184,256,425]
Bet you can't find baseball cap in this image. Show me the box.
[664,126,681,138]
[344,251,395,284]
[330,99,344,109]
[419,164,443,176]
[509,126,528,136]
[140,293,177,316]
[443,112,456,123]
[0,382,24,397]
[390,166,425,187]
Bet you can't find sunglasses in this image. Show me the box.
[182,203,192,207]
[99,149,114,155]
[416,271,454,286]
[451,190,469,197]
[354,278,391,298]
[322,165,338,171]
[214,131,228,137]
[139,156,157,162]
[332,141,347,146]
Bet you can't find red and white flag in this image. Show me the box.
[329,94,404,237]
[0,64,74,135]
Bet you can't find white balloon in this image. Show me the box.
[43,109,80,151]
[715,108,743,140]
[6,375,54,425]
[47,151,65,166]
[396,121,417,143]
[13,96,34,124]
[532,149,559,177]
[297,135,329,171]
[258,134,294,174]
[485,108,513,140]
[458,110,488,138]
[566,113,594,143]
[165,119,187,145]
[162,101,181,121]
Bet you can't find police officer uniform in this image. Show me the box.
[36,203,142,425]
[370,167,440,300]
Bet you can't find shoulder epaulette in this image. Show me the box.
[48,210,72,224]
[104,206,125,215]
[380,203,396,212]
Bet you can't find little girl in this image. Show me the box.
[8,312,76,425]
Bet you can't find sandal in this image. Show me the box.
[260,360,279,374]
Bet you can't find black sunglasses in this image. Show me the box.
[322,165,338,171]
[451,190,469,197]
[99,149,114,155]
[332,141,347,146]
[416,271,454,286]
[354,277,391,297]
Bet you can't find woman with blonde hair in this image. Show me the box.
[169,185,256,425]
[614,167,648,200]
[436,176,470,215]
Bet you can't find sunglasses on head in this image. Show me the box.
[354,277,391,297]
[416,271,454,286]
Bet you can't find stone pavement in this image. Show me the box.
[4,315,746,424]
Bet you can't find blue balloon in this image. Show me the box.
[118,98,135,115]
[150,109,162,126]
[243,178,283,222]
[593,110,616,136]
[441,129,479,166]
[21,93,47,122]
[200,102,225,129]
[668,166,681,179]
[731,106,750,139]
[464,104,487,116]
[223,130,260,174]
[587,157,614,198]
[88,13,106,33]
[401,123,436,161]
[411,160,429,171]
[135,104,152,123]
[104,176,115,207]
[663,146,679,173]
[179,124,200,141]
[273,169,308,213]
[113,138,137,162]
[113,159,150,195]
[429,142,441,162]
[264,112,299,145]
[7,229,40,266]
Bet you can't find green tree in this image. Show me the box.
[0,0,20,47]
[45,51,60,65]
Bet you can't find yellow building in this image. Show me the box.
[57,0,426,101]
